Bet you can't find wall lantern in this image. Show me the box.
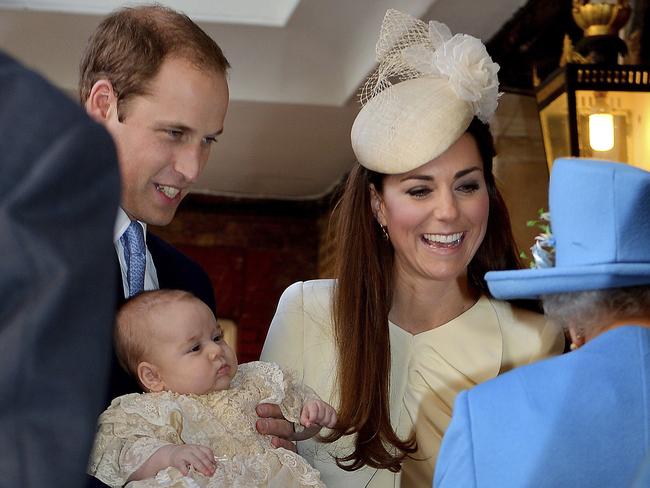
[535,0,650,172]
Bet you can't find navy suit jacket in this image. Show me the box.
[435,325,650,488]
[0,52,120,487]
[107,232,216,400]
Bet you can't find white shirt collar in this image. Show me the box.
[113,207,148,244]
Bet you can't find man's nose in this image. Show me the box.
[173,145,205,183]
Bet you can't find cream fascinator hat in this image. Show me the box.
[351,9,501,174]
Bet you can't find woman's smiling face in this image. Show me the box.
[372,132,490,284]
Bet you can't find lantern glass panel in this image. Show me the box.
[539,92,570,171]
[575,90,650,170]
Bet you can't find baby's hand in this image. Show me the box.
[166,444,216,477]
[300,399,337,429]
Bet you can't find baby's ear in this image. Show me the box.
[137,362,164,392]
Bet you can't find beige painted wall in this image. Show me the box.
[492,93,550,263]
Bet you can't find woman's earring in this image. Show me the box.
[380,225,390,241]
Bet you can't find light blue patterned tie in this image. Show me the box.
[121,221,146,298]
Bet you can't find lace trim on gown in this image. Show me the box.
[89,361,325,488]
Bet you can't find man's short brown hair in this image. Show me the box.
[79,4,230,117]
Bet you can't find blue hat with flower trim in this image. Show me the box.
[485,158,650,299]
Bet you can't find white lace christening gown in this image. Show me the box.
[88,361,326,488]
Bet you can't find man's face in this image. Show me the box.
[103,57,229,225]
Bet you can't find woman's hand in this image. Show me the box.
[255,403,298,451]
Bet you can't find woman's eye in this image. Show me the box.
[190,344,200,352]
[456,182,480,194]
[213,334,223,343]
[407,187,431,198]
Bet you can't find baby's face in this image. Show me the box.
[147,298,238,394]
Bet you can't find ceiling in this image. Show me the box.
[0,0,528,200]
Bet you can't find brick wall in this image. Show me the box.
[150,195,328,363]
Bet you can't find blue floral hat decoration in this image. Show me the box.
[485,158,650,299]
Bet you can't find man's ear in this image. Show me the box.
[137,361,165,392]
[84,79,117,124]
[369,183,387,227]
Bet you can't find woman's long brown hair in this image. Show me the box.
[321,118,521,471]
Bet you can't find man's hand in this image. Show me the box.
[255,403,297,451]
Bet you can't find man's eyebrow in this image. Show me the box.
[155,121,192,131]
[154,122,223,136]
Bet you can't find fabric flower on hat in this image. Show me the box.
[352,9,504,174]
[402,20,500,123]
[520,209,556,269]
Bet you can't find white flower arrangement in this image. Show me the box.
[402,21,501,123]
[521,209,556,269]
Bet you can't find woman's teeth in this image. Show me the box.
[156,184,180,198]
[422,232,463,245]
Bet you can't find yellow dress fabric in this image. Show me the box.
[260,280,564,488]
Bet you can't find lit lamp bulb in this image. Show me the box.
[588,112,614,151]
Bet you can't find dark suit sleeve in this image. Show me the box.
[434,391,478,488]
[0,52,120,487]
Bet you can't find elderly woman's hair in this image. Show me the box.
[115,289,196,381]
[542,285,650,332]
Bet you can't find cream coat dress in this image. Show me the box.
[260,280,564,488]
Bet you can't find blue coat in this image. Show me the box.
[435,325,650,488]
